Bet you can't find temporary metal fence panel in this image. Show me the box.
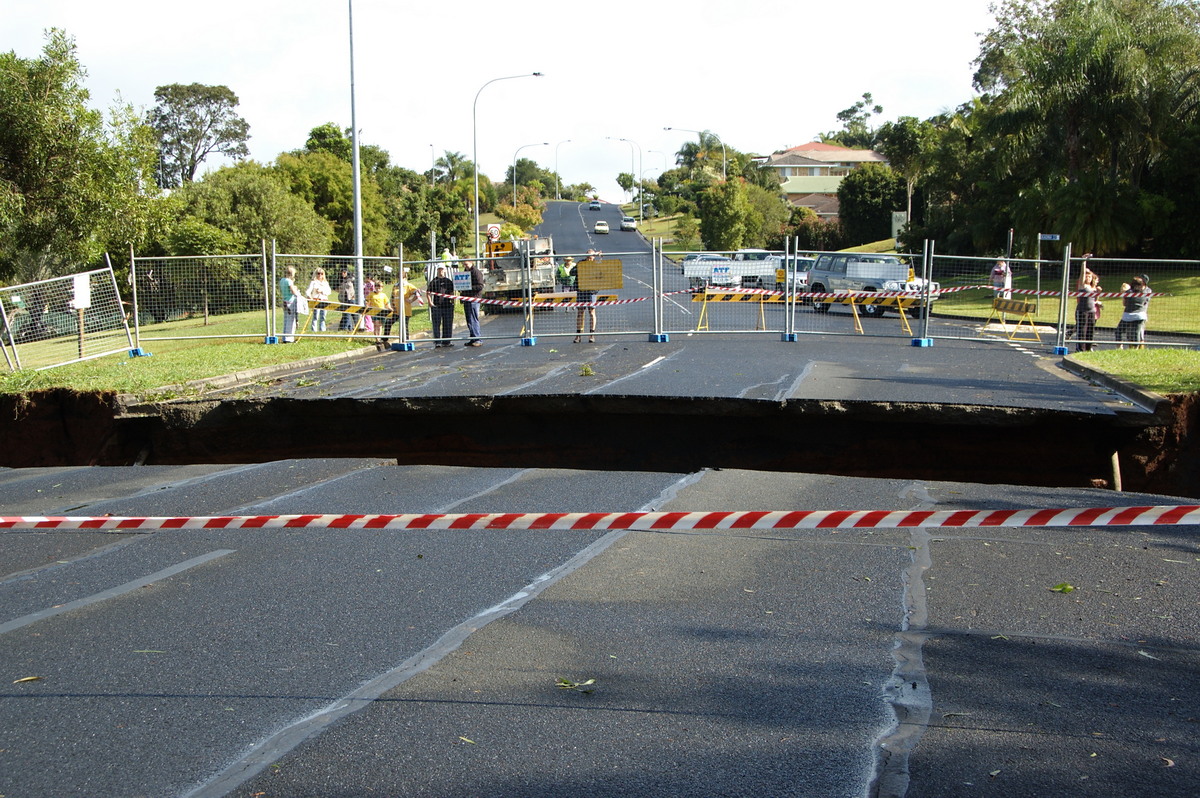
[131,246,270,346]
[926,253,1200,351]
[520,249,656,345]
[0,267,133,371]
[661,246,934,341]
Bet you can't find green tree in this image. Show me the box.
[435,151,473,183]
[877,116,934,222]
[173,161,334,254]
[495,201,542,232]
[837,163,905,245]
[0,29,160,281]
[742,183,790,248]
[149,83,250,188]
[698,180,749,250]
[273,150,388,255]
[822,92,884,149]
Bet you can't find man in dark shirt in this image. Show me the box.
[461,259,485,346]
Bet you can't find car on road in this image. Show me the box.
[680,253,734,288]
[594,220,609,234]
[620,216,637,231]
[588,200,601,211]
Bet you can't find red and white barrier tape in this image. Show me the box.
[3,506,1198,532]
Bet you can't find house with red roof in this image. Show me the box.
[762,142,887,219]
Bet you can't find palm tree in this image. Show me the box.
[434,151,473,184]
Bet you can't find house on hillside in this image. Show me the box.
[762,142,887,219]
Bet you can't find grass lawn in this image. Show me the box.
[1073,348,1200,394]
[1,303,439,397]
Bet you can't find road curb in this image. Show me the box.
[1060,354,1171,414]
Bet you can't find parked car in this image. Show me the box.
[680,254,734,288]
[620,216,637,231]
[805,253,939,317]
[588,200,602,211]
[594,220,610,234]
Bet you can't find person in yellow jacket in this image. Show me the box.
[363,279,391,349]
[384,269,422,345]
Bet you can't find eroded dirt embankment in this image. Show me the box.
[3,389,1197,496]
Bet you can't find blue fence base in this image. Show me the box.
[649,333,669,343]
[521,337,536,347]
[911,338,934,348]
[781,333,797,342]
[264,336,279,344]
[1054,346,1069,355]
[128,348,152,358]
[390,342,415,352]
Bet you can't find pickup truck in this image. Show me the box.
[681,250,787,290]
[805,253,939,317]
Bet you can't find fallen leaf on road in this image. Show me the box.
[1161,757,1175,767]
[12,676,42,684]
[1050,582,1075,593]
[459,736,475,744]
[1137,650,1161,661]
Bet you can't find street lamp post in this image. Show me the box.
[512,141,548,208]
[607,136,643,222]
[554,139,571,201]
[473,72,543,259]
[664,126,726,181]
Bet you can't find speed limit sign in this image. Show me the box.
[487,224,501,242]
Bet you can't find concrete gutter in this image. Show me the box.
[1059,354,1171,415]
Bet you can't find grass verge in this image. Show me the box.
[1072,348,1200,394]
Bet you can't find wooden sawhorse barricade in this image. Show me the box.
[692,290,783,330]
[811,294,919,334]
[982,296,1041,342]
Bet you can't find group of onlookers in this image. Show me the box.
[277,252,483,348]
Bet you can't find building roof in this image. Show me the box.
[772,141,886,165]
[763,152,827,168]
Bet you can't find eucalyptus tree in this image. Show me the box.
[149,83,250,188]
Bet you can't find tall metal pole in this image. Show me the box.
[554,139,571,201]
[348,0,364,302]
[621,137,643,221]
[473,72,543,260]
[512,141,548,208]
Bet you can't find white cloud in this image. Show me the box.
[7,0,996,201]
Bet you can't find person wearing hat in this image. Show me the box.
[427,263,457,347]
[363,279,389,345]
[557,256,575,291]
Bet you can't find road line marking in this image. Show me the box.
[0,550,235,636]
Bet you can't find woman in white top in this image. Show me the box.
[306,268,332,332]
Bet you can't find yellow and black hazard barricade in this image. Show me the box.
[982,296,1041,342]
[532,292,619,305]
[691,289,785,331]
[812,293,919,335]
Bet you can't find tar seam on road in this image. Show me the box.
[228,464,390,514]
[179,475,700,798]
[777,361,817,402]
[497,363,575,395]
[869,524,934,798]
[432,468,532,514]
[584,348,683,395]
[0,549,235,636]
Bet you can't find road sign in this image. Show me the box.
[1039,233,1060,241]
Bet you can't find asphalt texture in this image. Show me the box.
[2,463,1197,798]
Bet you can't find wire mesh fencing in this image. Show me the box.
[1,267,133,371]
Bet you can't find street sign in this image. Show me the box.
[1039,233,1060,241]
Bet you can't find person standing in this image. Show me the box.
[574,249,600,343]
[1115,275,1151,349]
[305,268,331,332]
[336,268,358,331]
[279,265,303,343]
[461,258,485,346]
[364,279,391,349]
[384,268,421,344]
[991,259,1012,299]
[1074,266,1101,352]
[427,264,456,347]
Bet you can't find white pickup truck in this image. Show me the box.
[681,249,785,289]
[805,253,939,317]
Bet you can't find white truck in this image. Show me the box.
[805,253,939,317]
[481,236,557,313]
[681,249,785,290]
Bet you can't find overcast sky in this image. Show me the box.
[9,0,997,202]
